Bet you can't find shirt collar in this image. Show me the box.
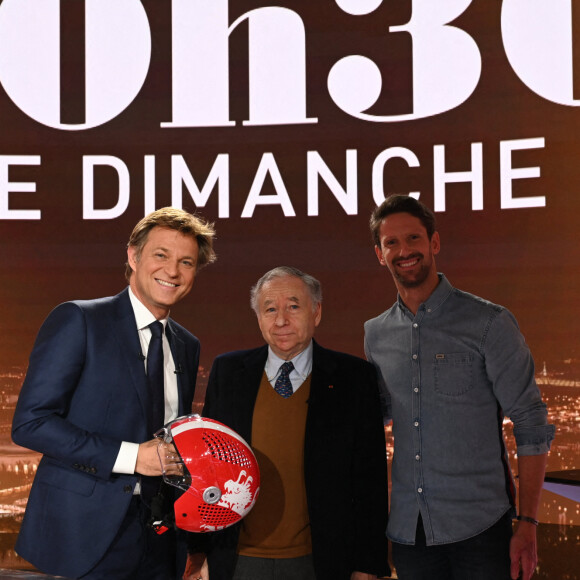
[128,287,167,331]
[397,273,453,315]
[265,340,313,381]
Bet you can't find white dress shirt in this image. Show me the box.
[112,288,179,476]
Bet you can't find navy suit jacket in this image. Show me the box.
[190,341,390,580]
[12,288,199,578]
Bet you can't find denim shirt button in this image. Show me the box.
[414,421,419,427]
[413,323,418,328]
[418,488,423,493]
[414,387,419,393]
[412,354,418,360]
[415,454,421,461]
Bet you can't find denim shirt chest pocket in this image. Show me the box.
[433,352,474,396]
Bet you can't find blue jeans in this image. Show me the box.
[391,511,513,580]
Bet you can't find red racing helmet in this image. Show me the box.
[154,414,260,533]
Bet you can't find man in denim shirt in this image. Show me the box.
[364,195,555,580]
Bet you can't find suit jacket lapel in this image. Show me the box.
[165,320,191,417]
[309,340,338,403]
[108,289,149,421]
[233,346,268,444]
[304,340,339,475]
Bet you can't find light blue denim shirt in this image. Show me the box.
[364,274,555,546]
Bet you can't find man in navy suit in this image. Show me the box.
[12,207,216,579]
[186,267,389,580]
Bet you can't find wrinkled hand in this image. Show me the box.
[351,572,377,580]
[510,522,538,580]
[136,439,182,476]
[183,553,209,580]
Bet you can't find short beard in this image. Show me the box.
[396,267,430,288]
[392,253,431,288]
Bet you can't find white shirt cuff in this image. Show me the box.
[112,441,140,474]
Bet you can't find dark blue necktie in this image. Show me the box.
[147,321,165,434]
[274,361,294,398]
[142,321,165,504]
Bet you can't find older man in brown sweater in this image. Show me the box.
[185,266,390,580]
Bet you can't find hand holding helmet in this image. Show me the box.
[156,439,184,477]
[136,438,179,476]
[153,414,260,533]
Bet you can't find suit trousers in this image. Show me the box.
[232,554,317,580]
[79,496,184,580]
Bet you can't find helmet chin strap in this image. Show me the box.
[148,482,177,535]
